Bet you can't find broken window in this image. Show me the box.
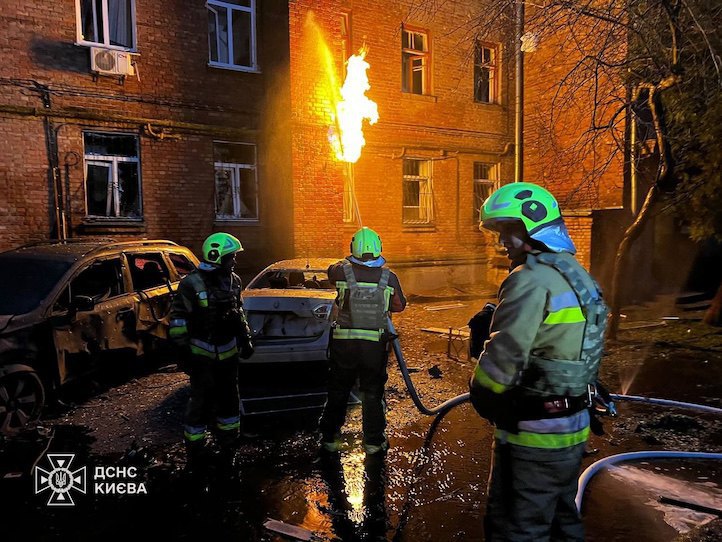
[77,0,135,49]
[66,259,125,307]
[126,253,170,291]
[403,159,434,224]
[473,162,499,222]
[402,27,429,95]
[168,253,196,279]
[84,132,142,219]
[474,42,498,104]
[207,0,256,70]
[214,142,259,221]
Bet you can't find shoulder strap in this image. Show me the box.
[378,268,390,290]
[342,262,357,288]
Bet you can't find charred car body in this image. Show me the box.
[242,258,339,364]
[0,239,198,435]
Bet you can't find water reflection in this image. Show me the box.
[319,450,388,541]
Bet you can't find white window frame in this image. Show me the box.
[75,0,137,52]
[83,133,142,219]
[473,162,500,222]
[474,42,499,104]
[402,159,434,225]
[207,0,258,72]
[402,27,430,95]
[214,142,259,222]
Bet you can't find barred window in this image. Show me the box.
[403,159,433,224]
[473,162,499,222]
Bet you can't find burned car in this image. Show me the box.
[0,239,198,435]
[242,258,340,364]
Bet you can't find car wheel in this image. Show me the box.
[0,367,45,436]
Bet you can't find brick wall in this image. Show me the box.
[289,0,516,287]
[0,0,293,276]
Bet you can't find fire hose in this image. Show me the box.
[387,316,722,519]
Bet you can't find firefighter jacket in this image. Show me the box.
[328,259,407,342]
[471,251,606,449]
[169,269,253,360]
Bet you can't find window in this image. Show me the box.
[168,253,196,279]
[214,142,258,221]
[55,259,125,310]
[339,12,351,76]
[475,42,499,104]
[403,159,433,224]
[76,0,136,50]
[473,162,499,222]
[402,28,429,95]
[207,0,257,71]
[126,253,171,290]
[84,133,141,219]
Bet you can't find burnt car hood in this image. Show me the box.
[0,312,36,336]
[242,288,337,317]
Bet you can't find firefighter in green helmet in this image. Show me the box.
[319,227,406,455]
[469,182,608,541]
[169,232,254,472]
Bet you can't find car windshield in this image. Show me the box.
[247,269,336,290]
[0,255,73,315]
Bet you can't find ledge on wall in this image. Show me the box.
[79,219,146,235]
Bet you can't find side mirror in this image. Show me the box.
[72,295,96,312]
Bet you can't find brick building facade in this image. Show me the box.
[0,0,293,275]
[0,1,623,290]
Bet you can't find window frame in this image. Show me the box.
[213,141,259,222]
[207,0,258,72]
[83,132,142,220]
[75,0,138,52]
[474,41,500,104]
[402,158,434,225]
[473,162,500,222]
[401,26,431,95]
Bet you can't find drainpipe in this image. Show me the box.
[515,0,525,183]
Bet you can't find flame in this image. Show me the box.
[331,49,379,163]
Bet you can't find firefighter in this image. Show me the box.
[169,232,254,469]
[319,227,407,455]
[469,182,608,541]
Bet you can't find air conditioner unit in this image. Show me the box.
[90,47,136,77]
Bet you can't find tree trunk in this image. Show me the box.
[704,282,722,326]
[607,185,659,339]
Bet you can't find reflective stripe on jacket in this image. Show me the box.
[473,251,598,449]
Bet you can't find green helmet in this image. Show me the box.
[480,182,561,234]
[202,232,243,265]
[350,227,382,259]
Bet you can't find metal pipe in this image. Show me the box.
[514,0,525,182]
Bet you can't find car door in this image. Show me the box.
[51,257,137,384]
[125,251,174,339]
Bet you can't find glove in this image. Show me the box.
[239,336,254,360]
[468,303,497,359]
[468,376,519,433]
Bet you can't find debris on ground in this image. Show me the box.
[427,365,443,379]
[263,518,315,540]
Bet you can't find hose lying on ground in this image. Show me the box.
[576,451,722,512]
[610,394,722,415]
[387,317,470,416]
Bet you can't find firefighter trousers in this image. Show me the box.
[184,355,240,443]
[484,440,586,542]
[319,338,389,446]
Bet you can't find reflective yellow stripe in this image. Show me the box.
[217,346,239,360]
[333,328,382,341]
[543,307,585,325]
[473,365,508,394]
[189,344,239,360]
[184,430,206,442]
[216,421,240,431]
[169,326,187,337]
[497,426,590,449]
